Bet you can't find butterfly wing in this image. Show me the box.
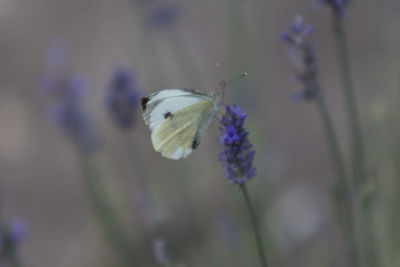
[142,89,218,160]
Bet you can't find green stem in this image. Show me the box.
[166,30,202,87]
[331,13,377,267]
[332,13,366,188]
[228,0,247,76]
[239,184,268,267]
[8,252,22,267]
[123,131,155,242]
[315,91,360,267]
[78,153,135,267]
[123,132,150,195]
[127,6,166,88]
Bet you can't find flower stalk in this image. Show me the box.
[219,105,268,267]
[331,12,377,267]
[78,154,136,267]
[282,15,360,266]
[239,184,268,267]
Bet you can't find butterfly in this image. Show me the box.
[141,88,220,160]
[141,73,247,160]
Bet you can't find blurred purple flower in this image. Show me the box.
[42,43,99,154]
[282,16,319,100]
[0,218,27,261]
[45,75,99,154]
[318,0,351,15]
[8,219,27,246]
[106,67,141,130]
[146,2,180,29]
[153,237,170,264]
[219,105,256,185]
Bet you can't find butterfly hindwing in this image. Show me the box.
[142,89,218,160]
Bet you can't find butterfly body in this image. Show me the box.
[141,88,219,160]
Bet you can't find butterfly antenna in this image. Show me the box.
[219,72,248,104]
[214,62,220,87]
[225,72,248,86]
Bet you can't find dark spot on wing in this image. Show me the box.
[191,138,200,150]
[141,96,149,111]
[164,112,173,119]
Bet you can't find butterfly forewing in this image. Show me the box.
[142,89,218,160]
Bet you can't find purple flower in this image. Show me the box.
[106,67,141,130]
[153,237,170,264]
[282,16,319,100]
[219,105,256,185]
[146,2,180,29]
[8,219,27,246]
[46,75,99,154]
[42,43,99,154]
[0,218,27,261]
[318,0,351,15]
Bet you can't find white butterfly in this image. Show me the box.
[141,88,220,160]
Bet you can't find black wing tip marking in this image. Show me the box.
[191,138,200,150]
[164,112,173,119]
[141,96,150,111]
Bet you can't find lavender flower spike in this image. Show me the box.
[282,15,319,100]
[219,105,256,185]
[153,237,170,264]
[8,219,27,246]
[146,2,180,30]
[0,218,27,262]
[106,67,141,130]
[318,0,351,15]
[47,75,99,154]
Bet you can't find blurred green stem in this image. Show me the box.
[126,7,166,88]
[331,13,376,267]
[123,131,150,196]
[228,0,247,76]
[166,30,202,87]
[78,153,135,267]
[332,12,366,189]
[123,131,154,238]
[315,90,360,267]
[239,184,268,267]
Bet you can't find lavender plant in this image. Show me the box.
[153,237,172,267]
[319,0,351,15]
[44,75,99,154]
[319,1,377,265]
[282,15,359,267]
[106,66,158,245]
[0,218,26,267]
[42,44,135,266]
[145,2,180,30]
[107,67,141,130]
[219,104,267,267]
[147,1,201,86]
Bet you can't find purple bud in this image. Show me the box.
[106,67,141,130]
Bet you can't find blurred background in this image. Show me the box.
[0,0,399,266]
